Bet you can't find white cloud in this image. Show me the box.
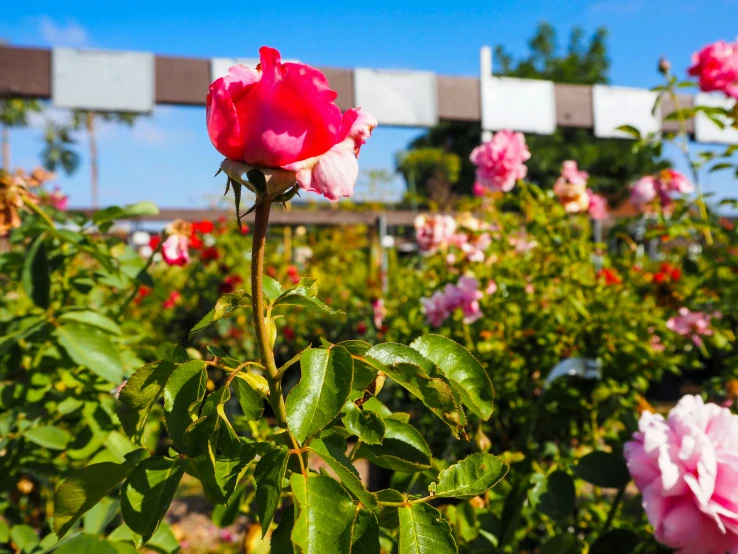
[38,17,89,47]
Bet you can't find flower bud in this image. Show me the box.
[474,423,492,452]
[658,57,671,76]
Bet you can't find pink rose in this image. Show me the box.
[688,40,738,100]
[207,47,377,201]
[372,298,385,329]
[420,275,484,326]
[625,395,738,554]
[485,280,498,295]
[162,234,190,266]
[667,307,720,347]
[414,214,457,253]
[470,130,530,193]
[49,187,68,211]
[421,291,450,327]
[630,170,693,209]
[460,233,491,263]
[554,160,590,214]
[587,190,609,220]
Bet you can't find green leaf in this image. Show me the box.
[271,504,295,554]
[120,456,186,548]
[23,425,70,450]
[590,529,640,554]
[272,277,342,314]
[254,447,290,537]
[499,476,530,548]
[356,418,431,472]
[535,471,575,522]
[290,473,356,554]
[54,535,121,554]
[286,346,353,445]
[0,316,46,356]
[398,502,457,554]
[366,343,465,437]
[59,311,121,335]
[54,449,149,537]
[573,451,630,489]
[428,453,508,499]
[614,125,641,139]
[190,448,254,505]
[83,497,120,535]
[56,323,123,384]
[232,376,264,421]
[162,360,207,452]
[339,340,377,392]
[539,533,580,554]
[410,334,495,420]
[343,401,385,445]
[9,525,39,553]
[188,290,251,339]
[376,489,404,529]
[351,506,380,554]
[118,361,178,442]
[22,234,50,309]
[262,275,283,303]
[310,436,378,509]
[212,481,247,528]
[93,201,159,231]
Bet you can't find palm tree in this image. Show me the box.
[72,111,138,209]
[0,99,42,170]
[41,122,80,177]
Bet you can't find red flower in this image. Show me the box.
[283,326,296,341]
[356,322,367,334]
[192,220,214,235]
[219,275,244,295]
[653,262,681,284]
[240,224,250,235]
[189,234,203,250]
[163,291,181,309]
[287,265,300,284]
[133,286,152,305]
[200,246,220,262]
[597,268,622,285]
[149,235,161,250]
[267,266,277,277]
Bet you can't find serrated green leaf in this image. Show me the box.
[59,311,121,335]
[22,234,50,309]
[9,525,39,553]
[573,451,630,489]
[366,343,464,437]
[54,449,149,537]
[355,418,431,472]
[291,473,355,554]
[162,360,207,452]
[262,275,283,303]
[614,125,641,139]
[118,361,178,442]
[310,436,378,509]
[272,277,341,314]
[410,334,495,420]
[232,377,264,421]
[120,456,186,548]
[343,401,385,445]
[339,340,377,392]
[286,346,353,445]
[189,447,255,505]
[23,425,70,450]
[54,534,119,554]
[271,503,295,554]
[351,506,380,554]
[429,453,508,499]
[212,481,247,528]
[56,323,123,384]
[398,502,457,554]
[254,447,290,537]
[188,290,251,339]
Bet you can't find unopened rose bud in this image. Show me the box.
[658,57,671,76]
[474,424,492,452]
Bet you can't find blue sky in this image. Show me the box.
[2,0,737,207]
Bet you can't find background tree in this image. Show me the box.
[404,23,669,204]
[0,99,42,170]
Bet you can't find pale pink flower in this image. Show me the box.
[688,40,738,99]
[587,190,609,220]
[509,232,538,254]
[486,280,498,295]
[470,130,530,193]
[666,307,720,346]
[624,395,738,554]
[420,275,484,326]
[421,291,450,327]
[631,170,694,209]
[414,214,457,253]
[460,233,491,263]
[49,187,68,211]
[161,234,190,266]
[372,298,385,329]
[207,46,377,201]
[554,160,590,214]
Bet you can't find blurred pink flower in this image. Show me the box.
[472,182,486,197]
[460,233,491,263]
[420,275,484,326]
[688,40,738,99]
[625,395,738,554]
[163,291,181,309]
[631,170,694,209]
[49,187,68,211]
[470,130,530,193]
[414,214,457,253]
[207,46,376,201]
[162,234,190,266]
[486,280,498,295]
[509,232,537,254]
[454,276,484,323]
[421,291,449,327]
[587,190,609,220]
[648,327,666,352]
[666,307,720,346]
[372,298,385,329]
[554,160,590,214]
